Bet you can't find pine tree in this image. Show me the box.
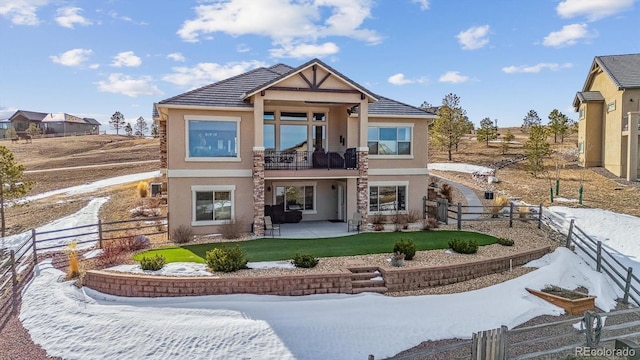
[476,117,498,147]
[134,116,149,137]
[521,110,541,134]
[524,125,551,177]
[501,129,515,155]
[431,93,469,161]
[110,111,126,135]
[150,123,159,138]
[4,126,17,139]
[0,146,33,237]
[124,122,133,136]
[548,109,570,143]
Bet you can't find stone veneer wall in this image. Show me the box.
[356,150,369,225]
[380,246,551,292]
[252,150,265,237]
[83,247,550,298]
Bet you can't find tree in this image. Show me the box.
[110,111,126,135]
[4,126,17,139]
[524,125,551,177]
[124,122,133,137]
[548,109,570,143]
[0,146,33,237]
[150,122,159,138]
[431,93,469,161]
[521,110,541,134]
[501,129,515,155]
[134,116,148,137]
[476,117,498,147]
[26,123,42,137]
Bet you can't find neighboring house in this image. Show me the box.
[7,110,100,136]
[0,120,10,138]
[155,58,435,236]
[573,54,640,181]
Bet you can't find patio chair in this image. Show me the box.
[348,212,362,233]
[264,216,281,237]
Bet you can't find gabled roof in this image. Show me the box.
[9,110,48,121]
[582,54,640,91]
[573,91,605,110]
[366,96,435,118]
[83,118,101,125]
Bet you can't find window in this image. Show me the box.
[264,112,275,121]
[191,185,235,225]
[281,112,307,121]
[369,185,406,212]
[367,126,412,155]
[264,124,275,151]
[275,185,315,212]
[578,142,584,154]
[579,107,585,119]
[186,117,239,160]
[280,125,307,151]
[313,113,326,122]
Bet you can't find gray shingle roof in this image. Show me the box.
[268,64,294,75]
[576,91,604,102]
[367,96,435,117]
[9,110,48,121]
[83,118,101,125]
[596,54,640,89]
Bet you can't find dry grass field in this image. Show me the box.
[429,127,640,217]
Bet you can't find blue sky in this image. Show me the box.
[0,0,638,130]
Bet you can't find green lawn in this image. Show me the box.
[133,230,497,263]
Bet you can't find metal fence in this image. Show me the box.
[431,199,543,231]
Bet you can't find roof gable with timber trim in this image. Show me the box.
[581,54,640,92]
[242,58,378,102]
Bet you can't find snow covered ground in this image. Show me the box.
[428,162,493,174]
[21,249,621,360]
[108,261,295,277]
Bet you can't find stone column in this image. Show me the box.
[253,147,265,237]
[356,148,369,227]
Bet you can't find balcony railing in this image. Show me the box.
[265,149,359,170]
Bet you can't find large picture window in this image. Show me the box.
[368,126,412,155]
[275,185,315,212]
[369,185,406,212]
[186,117,239,160]
[192,186,235,225]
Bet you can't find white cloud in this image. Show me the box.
[111,51,142,67]
[50,48,93,67]
[107,10,147,25]
[177,0,380,57]
[270,42,339,59]
[88,63,100,69]
[543,23,595,47]
[236,44,251,53]
[456,25,490,50]
[0,106,18,119]
[387,73,427,85]
[411,0,430,10]
[97,74,163,97]
[162,61,268,88]
[502,63,573,74]
[55,7,91,28]
[167,52,186,62]
[438,71,470,84]
[556,0,635,21]
[0,0,49,25]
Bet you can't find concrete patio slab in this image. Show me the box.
[269,221,358,239]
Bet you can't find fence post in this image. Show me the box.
[565,219,575,248]
[457,202,462,231]
[98,219,103,249]
[10,250,17,286]
[444,200,449,225]
[472,325,508,360]
[596,241,602,272]
[422,196,427,220]
[537,204,543,229]
[31,228,38,266]
[509,202,514,228]
[623,267,633,304]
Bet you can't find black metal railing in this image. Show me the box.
[265,149,359,170]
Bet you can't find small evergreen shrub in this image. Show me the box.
[205,245,247,273]
[140,254,166,271]
[393,239,416,260]
[496,237,514,246]
[291,253,319,268]
[448,238,478,254]
[172,225,194,244]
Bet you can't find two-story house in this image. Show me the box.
[573,53,640,181]
[155,59,435,236]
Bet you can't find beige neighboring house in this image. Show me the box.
[154,59,435,236]
[573,54,640,181]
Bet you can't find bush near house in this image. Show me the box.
[448,238,478,254]
[291,254,319,268]
[172,225,194,244]
[393,239,417,260]
[140,254,166,271]
[205,245,247,273]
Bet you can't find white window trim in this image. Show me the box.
[191,185,236,226]
[184,115,242,162]
[367,122,414,159]
[272,181,318,214]
[368,181,409,214]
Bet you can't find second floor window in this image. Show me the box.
[187,119,238,159]
[367,126,412,155]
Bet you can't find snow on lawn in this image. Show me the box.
[1,197,108,252]
[428,162,493,174]
[107,261,295,277]
[21,248,620,360]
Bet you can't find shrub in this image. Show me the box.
[373,223,385,231]
[406,209,422,223]
[97,241,128,267]
[423,217,439,231]
[518,205,530,219]
[140,254,166,271]
[172,225,194,244]
[291,253,319,268]
[497,237,514,246]
[390,252,405,267]
[448,238,478,254]
[220,218,247,239]
[205,245,247,273]
[491,195,510,218]
[370,213,385,225]
[65,242,80,280]
[393,239,416,260]
[136,181,149,198]
[439,183,453,202]
[119,234,151,251]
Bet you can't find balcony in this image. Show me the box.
[265,149,359,170]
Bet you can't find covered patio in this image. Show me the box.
[267,220,359,239]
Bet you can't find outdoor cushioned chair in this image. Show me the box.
[348,212,362,233]
[264,215,280,237]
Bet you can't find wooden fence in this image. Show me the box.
[0,216,167,309]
